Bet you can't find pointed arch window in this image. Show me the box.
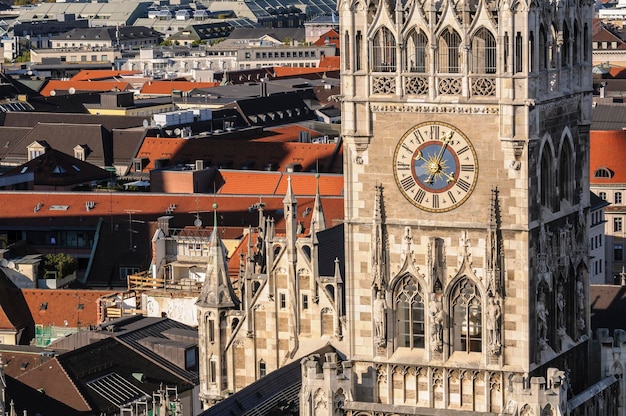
[540,147,554,209]
[394,274,425,348]
[573,21,580,65]
[559,140,573,203]
[451,279,482,353]
[562,23,570,67]
[539,27,547,70]
[406,29,428,73]
[438,29,461,73]
[471,28,496,74]
[372,27,396,72]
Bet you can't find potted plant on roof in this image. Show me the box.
[38,253,78,289]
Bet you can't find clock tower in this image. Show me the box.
[300,0,622,413]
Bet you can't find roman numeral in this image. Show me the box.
[401,143,413,153]
[460,164,475,172]
[432,194,439,209]
[401,176,416,191]
[413,130,425,144]
[414,189,426,204]
[457,146,469,155]
[430,125,439,140]
[447,191,457,204]
[457,179,471,192]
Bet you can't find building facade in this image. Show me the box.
[298,0,621,413]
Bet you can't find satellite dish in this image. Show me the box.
[68,87,76,94]
[49,89,56,96]
[174,128,181,136]
[142,119,149,128]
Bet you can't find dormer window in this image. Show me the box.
[594,167,613,178]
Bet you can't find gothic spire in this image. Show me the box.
[196,203,239,308]
[312,173,327,232]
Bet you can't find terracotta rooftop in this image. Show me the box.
[219,170,343,196]
[313,29,340,49]
[39,80,132,97]
[590,130,626,184]
[135,135,343,173]
[0,190,344,233]
[70,70,142,82]
[22,289,115,328]
[140,81,220,95]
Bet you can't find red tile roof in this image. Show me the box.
[70,70,142,82]
[0,191,344,234]
[313,29,340,48]
[252,125,324,143]
[318,56,340,70]
[140,81,220,95]
[219,170,344,196]
[136,136,343,173]
[590,130,626,184]
[22,289,115,327]
[39,80,131,97]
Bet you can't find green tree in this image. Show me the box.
[42,253,77,278]
[15,51,30,63]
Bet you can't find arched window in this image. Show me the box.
[471,28,496,74]
[372,27,396,72]
[394,274,425,348]
[562,23,570,67]
[541,147,553,209]
[550,25,558,69]
[594,168,613,178]
[573,20,580,65]
[559,140,573,202]
[438,28,461,73]
[539,26,547,70]
[450,279,482,353]
[406,29,428,72]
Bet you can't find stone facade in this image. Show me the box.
[298,0,622,413]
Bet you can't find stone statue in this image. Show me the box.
[486,296,502,352]
[374,292,387,344]
[537,292,549,342]
[557,284,566,330]
[429,293,444,352]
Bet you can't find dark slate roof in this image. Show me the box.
[1,112,146,131]
[591,284,626,332]
[6,374,84,416]
[227,27,305,42]
[202,344,338,416]
[317,223,344,278]
[51,26,162,42]
[50,315,199,385]
[591,103,626,130]
[0,269,35,344]
[229,92,315,127]
[590,191,610,211]
[1,147,111,187]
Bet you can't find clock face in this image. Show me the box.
[393,122,479,212]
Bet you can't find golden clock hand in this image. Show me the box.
[425,132,453,184]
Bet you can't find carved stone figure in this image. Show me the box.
[537,292,549,343]
[374,292,387,345]
[486,296,502,352]
[429,293,444,352]
[557,284,566,330]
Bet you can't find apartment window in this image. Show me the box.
[615,217,623,232]
[91,55,97,61]
[81,55,86,61]
[600,192,607,200]
[302,294,309,310]
[101,55,107,60]
[70,56,77,62]
[280,293,286,309]
[119,267,139,281]
[259,360,266,377]
[615,244,623,262]
[616,192,623,204]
